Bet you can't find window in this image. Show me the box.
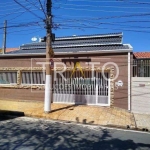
[0,72,17,84]
[21,71,45,84]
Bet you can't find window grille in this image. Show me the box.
[0,72,17,84]
[21,71,45,84]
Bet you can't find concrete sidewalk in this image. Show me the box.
[0,99,136,129]
[134,113,150,131]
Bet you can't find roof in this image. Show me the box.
[55,32,123,40]
[0,48,19,53]
[4,32,132,56]
[134,52,150,59]
[7,45,131,55]
[6,48,19,52]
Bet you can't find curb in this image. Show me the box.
[22,114,140,132]
[0,110,25,117]
[1,110,149,133]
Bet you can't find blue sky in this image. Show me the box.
[0,0,150,51]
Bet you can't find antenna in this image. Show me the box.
[31,36,38,42]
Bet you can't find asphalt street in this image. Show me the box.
[0,116,150,150]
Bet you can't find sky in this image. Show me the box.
[0,0,150,52]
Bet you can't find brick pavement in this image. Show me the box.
[0,99,136,129]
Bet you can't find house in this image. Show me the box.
[0,48,19,53]
[133,52,150,77]
[0,32,133,110]
[132,52,150,114]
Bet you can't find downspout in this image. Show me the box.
[128,52,131,111]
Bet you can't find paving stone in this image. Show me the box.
[0,99,137,129]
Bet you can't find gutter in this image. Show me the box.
[0,53,46,58]
[0,50,132,58]
[128,52,131,111]
[0,44,133,58]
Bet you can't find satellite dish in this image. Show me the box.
[31,37,38,42]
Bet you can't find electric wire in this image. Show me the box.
[38,0,47,17]
[67,0,150,5]
[54,3,150,9]
[58,6,150,13]
[13,0,43,20]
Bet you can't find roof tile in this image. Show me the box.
[0,48,19,53]
[134,52,150,58]
[6,48,19,52]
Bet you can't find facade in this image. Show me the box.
[0,32,132,110]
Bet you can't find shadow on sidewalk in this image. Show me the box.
[76,117,95,124]
[50,104,79,113]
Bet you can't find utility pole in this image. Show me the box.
[44,0,54,113]
[2,20,7,54]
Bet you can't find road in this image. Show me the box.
[0,116,150,150]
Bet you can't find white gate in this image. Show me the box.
[53,70,110,106]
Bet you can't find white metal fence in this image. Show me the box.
[53,71,110,106]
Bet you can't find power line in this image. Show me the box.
[0,3,41,12]
[8,3,42,22]
[67,0,150,5]
[0,28,43,35]
[54,21,150,29]
[38,0,47,17]
[0,1,40,8]
[54,3,150,9]
[13,0,43,20]
[54,19,150,24]
[0,8,40,20]
[25,0,46,17]
[58,6,150,13]
[0,21,44,30]
[58,24,150,33]
[9,29,44,35]
[54,13,150,22]
[8,19,42,25]
[8,27,44,34]
[0,1,29,5]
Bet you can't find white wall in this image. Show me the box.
[132,77,150,114]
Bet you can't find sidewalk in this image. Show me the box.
[0,99,136,129]
[134,113,150,131]
[25,104,136,128]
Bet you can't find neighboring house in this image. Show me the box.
[0,48,19,53]
[0,32,133,110]
[132,52,150,114]
[133,52,150,77]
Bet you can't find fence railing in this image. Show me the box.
[133,59,150,77]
